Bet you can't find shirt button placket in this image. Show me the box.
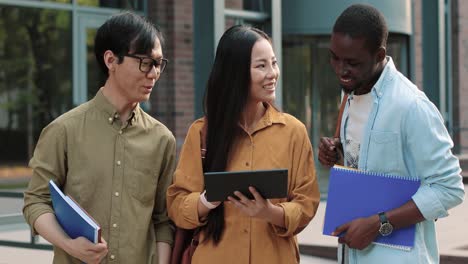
[245,137,254,168]
[111,136,124,258]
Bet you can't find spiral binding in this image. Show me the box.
[373,242,412,251]
[333,165,420,182]
[331,165,419,251]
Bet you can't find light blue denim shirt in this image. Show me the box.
[339,57,465,264]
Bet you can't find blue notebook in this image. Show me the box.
[323,165,420,250]
[49,180,101,243]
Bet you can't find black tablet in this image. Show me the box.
[203,169,288,202]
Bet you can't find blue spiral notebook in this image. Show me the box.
[49,180,101,243]
[323,165,420,250]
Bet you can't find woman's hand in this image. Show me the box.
[197,191,222,219]
[228,187,285,227]
[228,187,271,218]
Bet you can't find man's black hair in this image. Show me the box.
[94,11,164,77]
[333,4,388,52]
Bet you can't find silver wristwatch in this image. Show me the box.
[378,212,393,236]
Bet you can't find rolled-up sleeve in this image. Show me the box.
[272,124,320,236]
[23,121,67,234]
[405,98,465,220]
[166,120,206,229]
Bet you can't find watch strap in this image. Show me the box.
[378,211,388,223]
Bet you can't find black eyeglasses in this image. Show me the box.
[124,54,168,74]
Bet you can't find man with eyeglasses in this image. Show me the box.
[23,11,175,264]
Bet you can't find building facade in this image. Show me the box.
[0,0,466,193]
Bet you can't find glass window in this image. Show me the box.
[225,0,267,12]
[0,5,72,165]
[26,0,71,3]
[282,34,409,197]
[242,0,267,11]
[282,35,340,197]
[86,28,106,99]
[387,34,409,77]
[78,0,145,11]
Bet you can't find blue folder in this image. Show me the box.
[323,165,420,250]
[49,180,101,243]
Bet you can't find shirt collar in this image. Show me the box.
[348,56,396,100]
[371,56,396,98]
[92,88,140,125]
[250,103,286,133]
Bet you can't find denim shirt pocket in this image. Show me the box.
[366,130,400,173]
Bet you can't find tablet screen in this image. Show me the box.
[203,169,288,202]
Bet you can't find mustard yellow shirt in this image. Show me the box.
[167,105,320,264]
[23,90,176,264]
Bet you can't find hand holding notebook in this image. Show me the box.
[323,165,420,250]
[49,180,101,243]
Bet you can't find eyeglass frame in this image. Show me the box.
[123,54,168,74]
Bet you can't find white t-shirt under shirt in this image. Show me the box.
[341,92,373,264]
[344,92,373,168]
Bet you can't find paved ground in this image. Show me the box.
[0,180,466,263]
[0,190,333,264]
[0,231,335,264]
[298,184,468,263]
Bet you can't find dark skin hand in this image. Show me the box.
[334,215,380,250]
[333,200,425,250]
[318,137,343,167]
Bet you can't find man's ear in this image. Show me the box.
[103,50,117,72]
[376,46,386,63]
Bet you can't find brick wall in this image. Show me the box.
[146,0,243,152]
[148,0,194,150]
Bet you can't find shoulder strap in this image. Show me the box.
[334,94,349,139]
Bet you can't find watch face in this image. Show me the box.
[379,222,393,236]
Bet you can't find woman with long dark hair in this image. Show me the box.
[167,25,320,264]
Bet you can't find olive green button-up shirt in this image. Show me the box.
[23,90,176,264]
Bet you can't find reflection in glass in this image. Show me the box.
[26,0,71,3]
[283,36,340,197]
[225,0,266,12]
[78,0,144,11]
[282,34,408,197]
[86,28,106,100]
[0,5,72,164]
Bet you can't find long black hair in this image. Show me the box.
[202,25,271,244]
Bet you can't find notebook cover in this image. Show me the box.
[204,169,288,202]
[323,165,420,250]
[49,180,101,243]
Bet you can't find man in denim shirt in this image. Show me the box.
[318,4,464,264]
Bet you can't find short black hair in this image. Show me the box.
[333,4,388,52]
[94,11,163,77]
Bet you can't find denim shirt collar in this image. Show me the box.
[347,56,396,103]
[371,56,396,99]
